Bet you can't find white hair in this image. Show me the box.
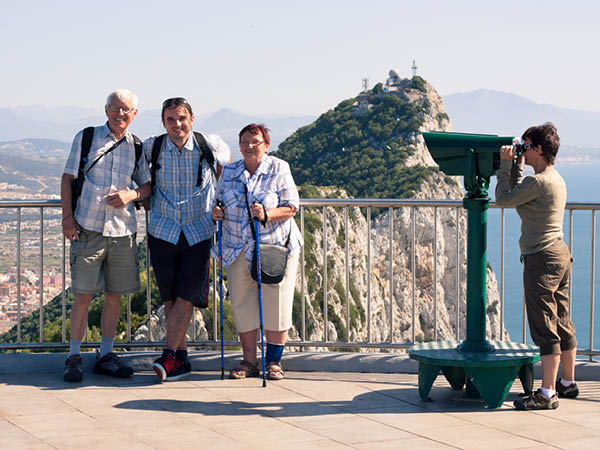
[106,89,138,109]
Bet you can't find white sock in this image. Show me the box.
[540,387,556,398]
[99,337,114,358]
[560,378,574,387]
[69,339,81,356]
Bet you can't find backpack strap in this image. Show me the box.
[150,134,166,192]
[193,131,217,186]
[79,126,95,175]
[131,134,143,210]
[71,126,95,213]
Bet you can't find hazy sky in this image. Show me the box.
[2,1,599,115]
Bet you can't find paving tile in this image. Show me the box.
[281,413,414,445]
[208,416,320,445]
[414,423,545,450]
[355,437,455,449]
[281,439,355,449]
[0,417,55,449]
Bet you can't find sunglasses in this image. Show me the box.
[162,97,189,108]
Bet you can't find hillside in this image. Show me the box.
[275,75,451,199]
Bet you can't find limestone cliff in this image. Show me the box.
[134,73,506,346]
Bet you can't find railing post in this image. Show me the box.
[62,234,66,342]
[367,206,372,343]
[411,206,416,343]
[345,207,350,343]
[590,210,596,360]
[388,206,393,342]
[17,207,22,343]
[39,207,44,343]
[500,208,505,341]
[145,212,152,341]
[455,207,460,340]
[322,205,328,342]
[433,206,438,341]
[300,206,306,342]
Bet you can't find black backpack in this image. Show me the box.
[71,126,143,213]
[149,131,216,193]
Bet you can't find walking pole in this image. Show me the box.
[217,200,225,380]
[254,216,267,388]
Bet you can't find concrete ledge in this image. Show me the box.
[1,350,599,380]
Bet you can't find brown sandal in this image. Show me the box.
[266,361,285,380]
[229,360,259,379]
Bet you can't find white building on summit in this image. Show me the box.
[384,69,402,93]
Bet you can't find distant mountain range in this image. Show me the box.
[0,106,316,161]
[442,89,600,148]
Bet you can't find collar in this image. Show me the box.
[166,133,196,152]
[101,122,133,144]
[238,153,273,182]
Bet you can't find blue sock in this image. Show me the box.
[69,339,81,357]
[265,343,284,363]
[99,337,114,358]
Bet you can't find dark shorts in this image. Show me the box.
[148,232,212,307]
[523,239,577,356]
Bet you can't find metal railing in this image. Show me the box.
[0,199,598,357]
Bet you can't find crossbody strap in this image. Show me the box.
[85,136,126,174]
[243,183,290,246]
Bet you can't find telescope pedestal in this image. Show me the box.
[409,340,540,408]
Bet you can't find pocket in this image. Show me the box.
[221,188,239,210]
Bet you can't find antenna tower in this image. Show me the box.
[412,60,418,77]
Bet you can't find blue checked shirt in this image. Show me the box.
[64,123,151,237]
[144,132,231,245]
[211,154,304,269]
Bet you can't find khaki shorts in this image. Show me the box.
[227,249,299,333]
[70,228,140,295]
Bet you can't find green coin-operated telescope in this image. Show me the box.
[422,131,515,352]
[423,131,515,198]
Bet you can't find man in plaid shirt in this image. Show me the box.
[146,97,230,381]
[60,89,151,382]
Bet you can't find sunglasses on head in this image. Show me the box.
[162,97,189,108]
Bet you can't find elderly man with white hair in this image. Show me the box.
[60,89,151,382]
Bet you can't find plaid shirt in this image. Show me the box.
[144,132,231,245]
[211,154,304,269]
[64,123,151,237]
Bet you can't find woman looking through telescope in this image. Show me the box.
[495,122,578,410]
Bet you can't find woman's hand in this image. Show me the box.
[250,202,265,222]
[500,145,515,161]
[212,204,225,221]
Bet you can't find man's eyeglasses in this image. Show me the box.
[523,143,534,151]
[106,105,136,114]
[162,97,189,108]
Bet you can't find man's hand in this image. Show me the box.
[62,215,80,241]
[107,189,137,208]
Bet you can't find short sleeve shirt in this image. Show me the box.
[63,123,151,237]
[144,132,231,246]
[211,154,304,268]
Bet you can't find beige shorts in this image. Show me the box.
[227,249,299,333]
[70,228,140,295]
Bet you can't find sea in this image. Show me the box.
[487,162,600,350]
